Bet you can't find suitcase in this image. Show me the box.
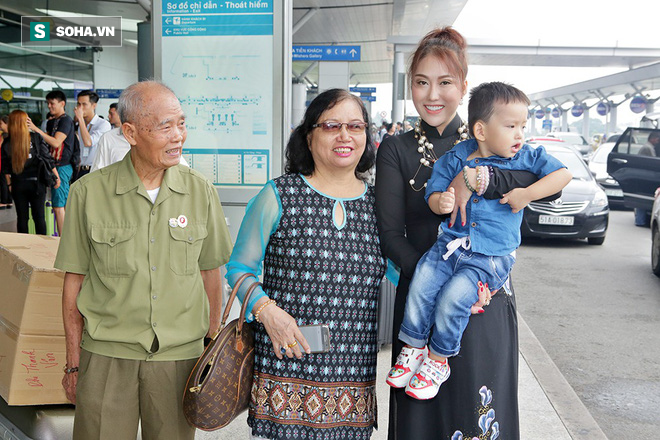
[27,201,56,236]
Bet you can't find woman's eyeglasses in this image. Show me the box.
[312,121,367,133]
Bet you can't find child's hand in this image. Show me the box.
[500,188,532,213]
[437,188,455,215]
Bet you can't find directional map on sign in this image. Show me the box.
[161,0,273,186]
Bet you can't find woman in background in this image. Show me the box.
[0,115,12,209]
[1,110,59,234]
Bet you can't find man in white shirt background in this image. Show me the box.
[108,102,121,128]
[72,90,111,182]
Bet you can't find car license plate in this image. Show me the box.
[539,215,574,226]
[605,189,623,197]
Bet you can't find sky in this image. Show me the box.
[367,0,660,130]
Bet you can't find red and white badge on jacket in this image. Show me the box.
[177,215,188,228]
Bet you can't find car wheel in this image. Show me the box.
[652,225,660,277]
[588,236,605,245]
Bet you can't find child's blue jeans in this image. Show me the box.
[399,230,515,358]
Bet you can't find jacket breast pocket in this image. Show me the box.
[90,226,138,277]
[169,224,208,275]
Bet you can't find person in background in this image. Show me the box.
[1,110,60,234]
[396,121,404,135]
[403,120,413,133]
[27,89,76,236]
[0,115,12,210]
[72,90,111,182]
[108,102,121,128]
[376,26,561,440]
[40,112,53,132]
[226,88,385,440]
[54,81,232,439]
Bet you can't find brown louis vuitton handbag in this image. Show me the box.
[183,273,260,430]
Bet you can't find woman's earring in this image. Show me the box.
[459,98,464,105]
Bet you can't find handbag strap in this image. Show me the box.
[220,272,256,326]
[236,281,262,334]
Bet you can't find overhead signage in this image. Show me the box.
[630,96,647,114]
[551,107,562,118]
[596,102,609,116]
[571,104,584,117]
[350,86,376,94]
[1,89,13,101]
[95,88,123,99]
[535,109,545,119]
[542,119,552,130]
[162,1,273,37]
[360,95,376,102]
[293,45,361,62]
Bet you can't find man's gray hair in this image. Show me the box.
[117,80,176,124]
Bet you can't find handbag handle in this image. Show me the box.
[213,273,261,340]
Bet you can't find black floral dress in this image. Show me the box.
[248,174,387,440]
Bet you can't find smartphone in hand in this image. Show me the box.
[298,324,331,353]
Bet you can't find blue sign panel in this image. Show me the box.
[596,102,609,116]
[542,119,552,130]
[162,0,273,36]
[293,45,361,61]
[95,88,123,99]
[571,104,584,117]
[350,86,376,94]
[551,107,562,118]
[535,109,545,119]
[630,96,647,114]
[360,95,376,102]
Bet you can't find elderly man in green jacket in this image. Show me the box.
[55,80,232,440]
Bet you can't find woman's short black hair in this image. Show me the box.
[285,88,375,179]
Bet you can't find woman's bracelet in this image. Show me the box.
[476,166,487,196]
[462,166,477,193]
[254,299,276,323]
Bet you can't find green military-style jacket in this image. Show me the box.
[55,152,232,361]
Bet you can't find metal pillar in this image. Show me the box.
[137,22,153,81]
[582,106,590,139]
[291,82,307,128]
[608,105,618,134]
[392,50,405,124]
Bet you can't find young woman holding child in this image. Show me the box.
[375,27,561,440]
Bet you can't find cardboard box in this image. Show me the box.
[0,232,68,405]
[0,323,68,405]
[0,232,64,336]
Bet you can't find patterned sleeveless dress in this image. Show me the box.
[248,174,387,440]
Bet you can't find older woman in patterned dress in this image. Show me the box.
[225,88,386,440]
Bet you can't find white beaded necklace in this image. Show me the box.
[409,120,469,191]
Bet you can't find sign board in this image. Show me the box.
[95,88,123,99]
[542,119,552,131]
[350,86,376,94]
[596,102,609,116]
[360,95,376,102]
[571,104,584,117]
[630,96,647,114]
[157,0,276,188]
[293,45,361,61]
[535,109,545,119]
[551,107,562,118]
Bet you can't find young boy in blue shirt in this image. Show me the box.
[386,82,572,399]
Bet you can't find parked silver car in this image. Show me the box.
[545,131,592,157]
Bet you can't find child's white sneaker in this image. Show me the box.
[405,357,450,400]
[386,346,427,388]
